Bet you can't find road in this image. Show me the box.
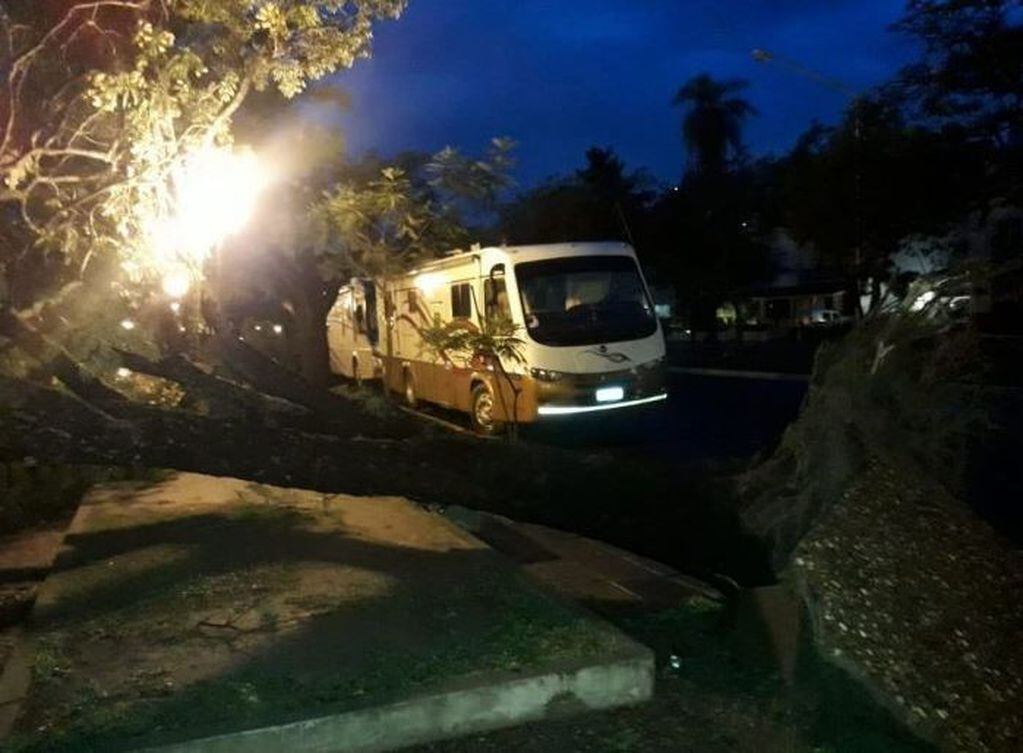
[521,370,807,463]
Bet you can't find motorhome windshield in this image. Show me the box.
[515,256,657,346]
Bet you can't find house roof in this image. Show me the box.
[744,281,850,299]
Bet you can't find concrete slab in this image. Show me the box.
[7,473,653,753]
[0,529,64,583]
[444,507,722,617]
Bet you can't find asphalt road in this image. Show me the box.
[521,371,808,464]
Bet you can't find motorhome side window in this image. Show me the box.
[485,266,511,322]
[451,283,472,320]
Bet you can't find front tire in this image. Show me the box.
[470,383,503,436]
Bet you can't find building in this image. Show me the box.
[743,281,852,329]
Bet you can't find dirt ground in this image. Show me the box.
[794,458,1023,753]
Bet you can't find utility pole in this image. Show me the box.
[752,48,868,313]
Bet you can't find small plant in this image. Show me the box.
[419,313,527,433]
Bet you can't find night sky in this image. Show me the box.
[331,1,917,187]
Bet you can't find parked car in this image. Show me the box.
[807,309,849,326]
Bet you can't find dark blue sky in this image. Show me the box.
[330,0,917,186]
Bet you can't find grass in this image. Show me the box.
[6,493,621,753]
[11,582,610,753]
[404,599,935,753]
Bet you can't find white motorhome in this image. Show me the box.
[327,242,667,433]
[326,278,381,383]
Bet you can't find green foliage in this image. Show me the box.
[0,0,408,393]
[176,0,405,98]
[418,312,526,369]
[892,0,1023,143]
[0,0,406,310]
[310,138,515,279]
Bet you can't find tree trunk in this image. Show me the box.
[291,298,331,388]
[0,307,125,407]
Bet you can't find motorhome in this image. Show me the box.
[326,242,667,433]
[326,278,380,384]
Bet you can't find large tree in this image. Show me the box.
[673,73,757,178]
[0,1,405,310]
[0,2,407,390]
[892,0,1023,146]
[499,146,652,244]
[891,0,1023,206]
[216,133,514,385]
[778,96,988,311]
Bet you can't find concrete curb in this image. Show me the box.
[138,652,654,753]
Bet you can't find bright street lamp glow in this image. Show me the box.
[141,146,271,279]
[162,269,191,298]
[272,324,283,334]
[172,147,269,262]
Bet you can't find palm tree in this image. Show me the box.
[673,74,757,177]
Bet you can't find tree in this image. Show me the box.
[779,96,988,311]
[0,1,405,308]
[892,0,1023,147]
[891,0,1023,207]
[499,146,652,244]
[0,1,405,396]
[673,73,757,178]
[214,136,515,386]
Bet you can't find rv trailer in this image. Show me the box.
[327,242,667,433]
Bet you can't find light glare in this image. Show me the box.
[172,147,268,259]
[415,272,444,296]
[162,269,191,298]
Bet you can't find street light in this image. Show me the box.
[171,146,269,262]
[752,48,867,306]
[140,146,271,335]
[161,268,191,298]
[144,145,271,285]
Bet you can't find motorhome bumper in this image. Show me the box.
[537,393,668,416]
[529,362,667,419]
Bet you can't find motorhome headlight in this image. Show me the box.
[530,367,564,382]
